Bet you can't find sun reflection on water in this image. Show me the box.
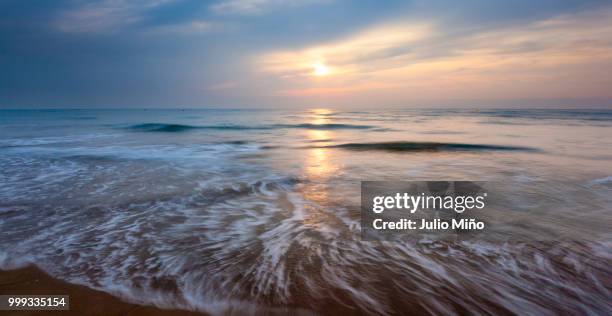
[304,109,337,181]
[298,109,343,228]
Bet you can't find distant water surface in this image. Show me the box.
[0,109,611,315]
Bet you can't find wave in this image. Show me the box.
[128,122,375,132]
[129,123,278,132]
[320,141,536,152]
[1,144,609,315]
[0,134,117,148]
[589,176,612,186]
[476,109,612,122]
[306,138,333,143]
[0,143,261,168]
[128,123,203,132]
[274,123,373,130]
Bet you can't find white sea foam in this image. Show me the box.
[589,175,612,185]
[1,109,611,315]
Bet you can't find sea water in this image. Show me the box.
[0,108,611,314]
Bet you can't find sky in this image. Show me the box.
[1,0,612,109]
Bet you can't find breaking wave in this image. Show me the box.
[128,123,376,132]
[320,141,536,152]
[129,123,202,132]
[2,108,611,315]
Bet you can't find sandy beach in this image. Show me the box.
[0,266,206,316]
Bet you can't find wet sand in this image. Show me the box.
[0,266,206,316]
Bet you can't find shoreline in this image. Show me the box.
[0,266,207,316]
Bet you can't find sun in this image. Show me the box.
[313,62,330,76]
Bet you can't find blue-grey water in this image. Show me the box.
[0,109,611,315]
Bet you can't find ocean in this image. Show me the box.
[0,108,611,315]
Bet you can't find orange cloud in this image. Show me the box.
[256,9,612,103]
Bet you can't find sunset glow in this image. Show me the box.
[256,10,612,107]
[1,2,612,315]
[313,63,330,77]
[2,0,612,108]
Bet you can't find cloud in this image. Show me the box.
[149,20,226,34]
[257,8,612,102]
[275,82,399,96]
[211,0,327,15]
[258,22,432,78]
[55,0,176,33]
